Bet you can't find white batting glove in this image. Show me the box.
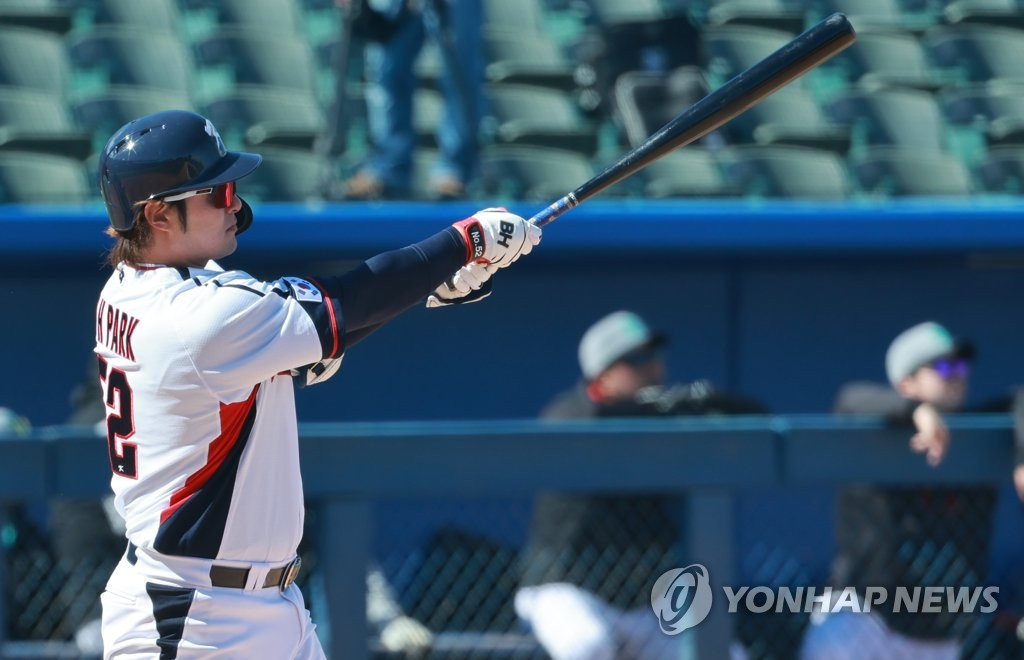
[426,262,498,308]
[451,207,541,268]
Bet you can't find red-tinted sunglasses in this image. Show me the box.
[160,180,235,208]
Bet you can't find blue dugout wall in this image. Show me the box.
[3,198,1024,426]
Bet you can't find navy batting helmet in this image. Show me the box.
[99,109,262,233]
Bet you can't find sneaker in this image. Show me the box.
[342,171,386,200]
[430,176,467,201]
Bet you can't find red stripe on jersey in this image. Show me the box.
[160,385,260,524]
[307,277,341,358]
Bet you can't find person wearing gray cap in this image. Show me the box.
[801,321,997,660]
[515,311,765,660]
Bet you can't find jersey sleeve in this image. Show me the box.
[170,271,344,399]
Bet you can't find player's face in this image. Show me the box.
[176,184,243,265]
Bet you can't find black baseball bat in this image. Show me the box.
[529,12,856,227]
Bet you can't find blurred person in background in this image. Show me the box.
[516,310,764,660]
[801,321,1000,660]
[339,0,484,200]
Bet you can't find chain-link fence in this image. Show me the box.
[5,486,1024,659]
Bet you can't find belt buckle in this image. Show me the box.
[278,556,302,592]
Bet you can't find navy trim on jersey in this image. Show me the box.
[175,267,190,280]
[146,582,196,659]
[154,388,260,559]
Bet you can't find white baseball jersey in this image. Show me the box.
[94,260,343,563]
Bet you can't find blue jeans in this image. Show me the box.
[363,0,484,193]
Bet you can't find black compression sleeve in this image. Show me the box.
[315,226,466,336]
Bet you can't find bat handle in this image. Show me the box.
[528,192,581,228]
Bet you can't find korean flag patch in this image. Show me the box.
[284,277,323,303]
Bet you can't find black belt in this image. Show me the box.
[126,542,302,591]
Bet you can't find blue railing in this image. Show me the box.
[0,415,1017,658]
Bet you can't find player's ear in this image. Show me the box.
[142,200,180,235]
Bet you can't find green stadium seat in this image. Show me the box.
[89,0,180,30]
[0,26,69,95]
[853,146,974,196]
[482,145,598,201]
[826,88,947,152]
[726,87,851,153]
[612,66,710,148]
[0,151,90,203]
[578,0,668,25]
[0,0,71,34]
[241,146,329,202]
[194,30,319,95]
[704,0,807,34]
[483,29,577,90]
[483,0,549,33]
[487,83,599,155]
[816,0,936,31]
[69,28,194,95]
[641,149,741,198]
[202,86,325,150]
[925,25,1024,84]
[203,0,303,34]
[833,29,949,92]
[0,87,92,159]
[72,87,194,150]
[940,81,1024,147]
[943,0,1024,30]
[702,25,797,87]
[724,145,851,199]
[979,145,1024,192]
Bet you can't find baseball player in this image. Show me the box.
[93,109,540,658]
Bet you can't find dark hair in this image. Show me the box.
[105,200,186,268]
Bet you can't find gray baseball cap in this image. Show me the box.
[885,321,974,386]
[578,311,666,380]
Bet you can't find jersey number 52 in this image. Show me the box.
[97,355,138,479]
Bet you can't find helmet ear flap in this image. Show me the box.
[236,197,253,234]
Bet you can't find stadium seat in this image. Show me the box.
[925,25,1024,84]
[943,0,1024,30]
[0,151,90,203]
[704,0,807,34]
[72,87,194,148]
[725,87,851,153]
[612,66,710,148]
[825,89,947,152]
[482,145,597,201]
[641,149,741,198]
[204,0,304,34]
[815,0,936,31]
[240,147,329,202]
[577,0,668,25]
[0,26,69,96]
[724,145,851,198]
[702,25,796,86]
[0,0,71,34]
[0,87,91,159]
[89,0,180,30]
[487,83,599,155]
[69,28,194,95]
[483,29,577,90]
[201,86,325,150]
[978,145,1024,192]
[833,29,948,92]
[482,0,549,33]
[853,146,974,196]
[194,30,319,95]
[940,81,1024,147]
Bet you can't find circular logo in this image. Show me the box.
[650,564,714,635]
